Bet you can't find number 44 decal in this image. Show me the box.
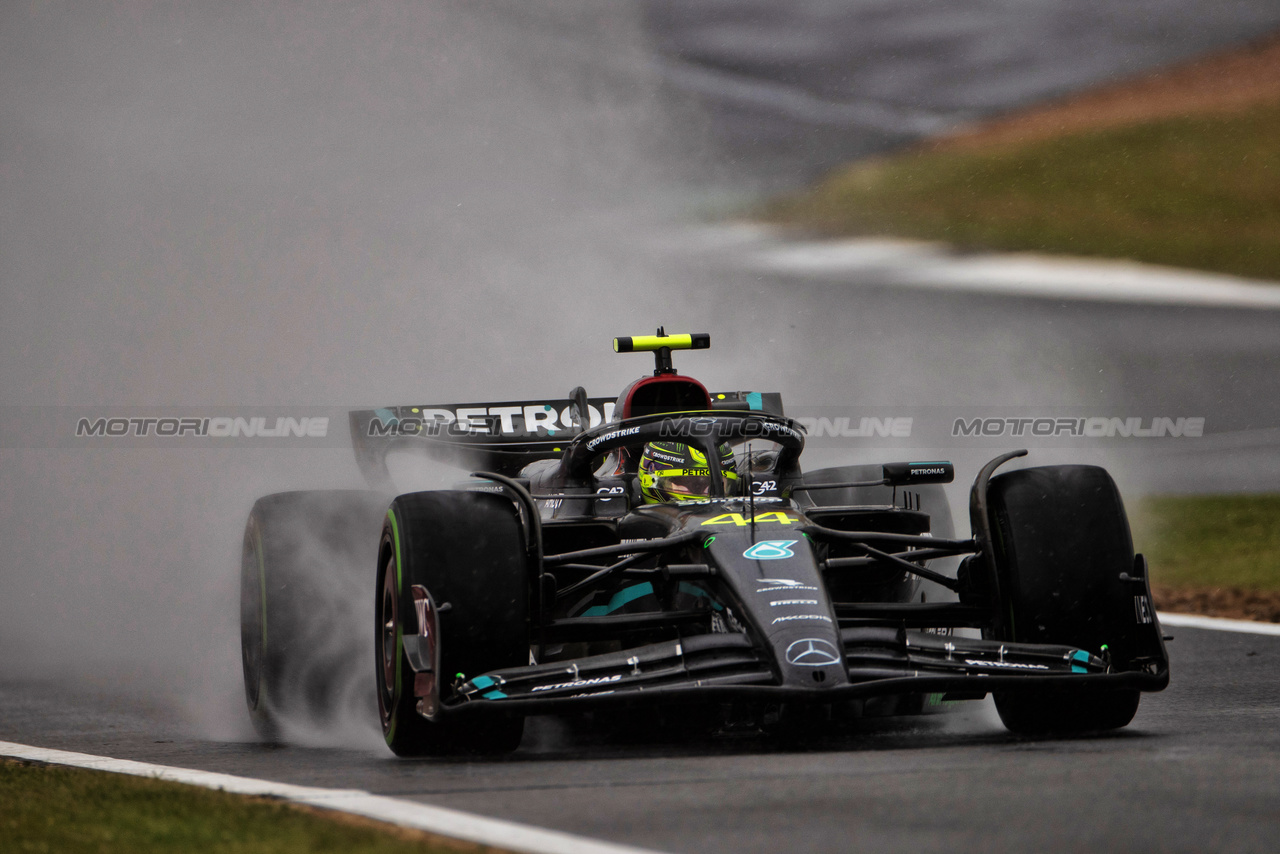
[701,511,798,527]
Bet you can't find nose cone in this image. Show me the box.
[702,522,848,689]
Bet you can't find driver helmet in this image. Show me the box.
[638,441,738,503]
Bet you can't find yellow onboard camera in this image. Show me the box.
[613,332,710,353]
[614,329,710,375]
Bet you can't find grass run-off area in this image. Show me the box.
[764,102,1280,282]
[1132,494,1280,590]
[0,760,466,854]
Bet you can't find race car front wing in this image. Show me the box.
[443,626,1169,716]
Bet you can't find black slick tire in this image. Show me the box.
[376,491,529,757]
[986,465,1142,734]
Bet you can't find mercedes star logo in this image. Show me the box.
[785,638,842,667]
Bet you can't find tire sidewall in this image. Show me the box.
[988,465,1135,657]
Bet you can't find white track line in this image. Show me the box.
[0,741,664,854]
[751,239,1280,309]
[1157,611,1280,636]
[685,226,1280,310]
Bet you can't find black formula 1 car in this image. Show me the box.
[240,331,1169,755]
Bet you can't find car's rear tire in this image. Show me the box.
[240,490,390,739]
[986,465,1142,734]
[376,491,529,756]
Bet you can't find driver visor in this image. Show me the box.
[651,467,738,496]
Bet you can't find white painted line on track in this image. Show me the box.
[1157,611,1280,637]
[679,225,1280,310]
[0,741,665,854]
[751,239,1280,309]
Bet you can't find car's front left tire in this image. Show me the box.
[376,490,529,756]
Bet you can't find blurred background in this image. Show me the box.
[3,1,1279,742]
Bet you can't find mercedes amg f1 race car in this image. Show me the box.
[240,331,1169,756]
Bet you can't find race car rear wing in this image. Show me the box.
[349,391,783,488]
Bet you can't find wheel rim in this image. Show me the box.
[378,550,399,725]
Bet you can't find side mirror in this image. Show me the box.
[882,461,954,485]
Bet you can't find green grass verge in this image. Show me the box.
[765,103,1280,281]
[1132,494,1280,590]
[0,760,470,854]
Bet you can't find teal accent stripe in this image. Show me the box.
[472,676,495,689]
[483,690,508,700]
[746,392,763,410]
[1071,649,1091,673]
[677,581,724,611]
[581,582,655,617]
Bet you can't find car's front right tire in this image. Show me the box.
[985,465,1145,735]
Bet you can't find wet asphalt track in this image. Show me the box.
[3,625,1279,853]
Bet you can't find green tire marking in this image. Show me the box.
[387,508,403,589]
